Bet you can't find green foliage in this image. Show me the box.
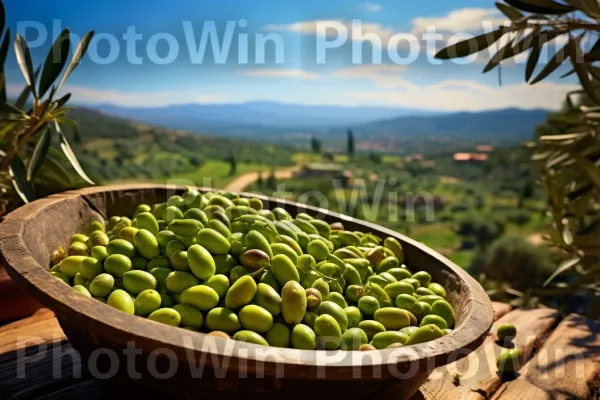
[225,153,237,176]
[61,108,295,183]
[266,167,277,191]
[472,235,556,307]
[436,0,600,315]
[310,136,321,154]
[347,129,355,156]
[0,0,94,214]
[457,214,505,249]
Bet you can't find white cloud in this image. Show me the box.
[4,84,230,107]
[331,65,409,89]
[264,20,342,37]
[240,69,320,79]
[344,80,575,111]
[265,7,508,46]
[360,3,382,12]
[265,19,403,48]
[411,8,506,34]
[328,65,574,110]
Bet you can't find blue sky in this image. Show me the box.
[4,0,578,110]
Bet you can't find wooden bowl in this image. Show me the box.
[0,184,493,399]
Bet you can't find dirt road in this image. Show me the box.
[224,167,298,193]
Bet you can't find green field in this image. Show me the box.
[171,160,265,189]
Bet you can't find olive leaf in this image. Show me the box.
[44,147,73,187]
[496,1,525,20]
[560,68,576,78]
[584,36,600,62]
[543,256,580,286]
[567,0,600,17]
[9,153,35,203]
[571,50,600,104]
[38,29,71,99]
[55,120,94,185]
[505,0,576,14]
[0,28,10,72]
[14,34,37,98]
[0,102,26,120]
[483,28,540,73]
[26,124,51,182]
[525,30,563,82]
[54,93,72,109]
[56,31,94,93]
[435,27,508,60]
[530,38,572,84]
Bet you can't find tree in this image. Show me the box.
[436,0,600,315]
[311,136,322,154]
[257,170,264,189]
[457,214,505,250]
[368,152,382,164]
[472,235,555,302]
[266,167,277,191]
[0,1,96,215]
[347,129,355,156]
[225,153,237,176]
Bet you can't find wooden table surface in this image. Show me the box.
[1,303,599,400]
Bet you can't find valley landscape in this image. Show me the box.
[61,101,551,284]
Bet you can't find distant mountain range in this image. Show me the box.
[353,108,548,141]
[91,101,549,142]
[95,101,439,132]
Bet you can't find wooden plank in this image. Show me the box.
[0,308,64,354]
[492,302,512,321]
[0,341,90,400]
[419,307,561,400]
[492,313,600,400]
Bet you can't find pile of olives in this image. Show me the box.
[50,189,456,351]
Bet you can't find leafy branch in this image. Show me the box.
[436,0,600,314]
[0,0,95,212]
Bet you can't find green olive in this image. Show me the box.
[107,289,135,314]
[314,314,342,350]
[405,325,445,346]
[430,300,455,328]
[340,328,368,350]
[173,304,204,328]
[134,289,162,317]
[266,323,291,348]
[239,304,273,333]
[104,254,132,278]
[206,307,241,333]
[253,283,282,316]
[497,349,522,375]
[181,285,220,311]
[89,273,114,297]
[281,281,306,324]
[148,308,181,327]
[225,275,257,309]
[374,308,411,330]
[371,331,409,349]
[358,296,380,317]
[420,315,448,330]
[344,306,363,328]
[233,330,268,346]
[358,320,386,341]
[291,324,317,350]
[497,324,517,343]
[123,270,157,295]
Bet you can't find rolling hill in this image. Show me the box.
[353,108,548,141]
[63,108,296,183]
[92,101,548,143]
[93,101,441,132]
